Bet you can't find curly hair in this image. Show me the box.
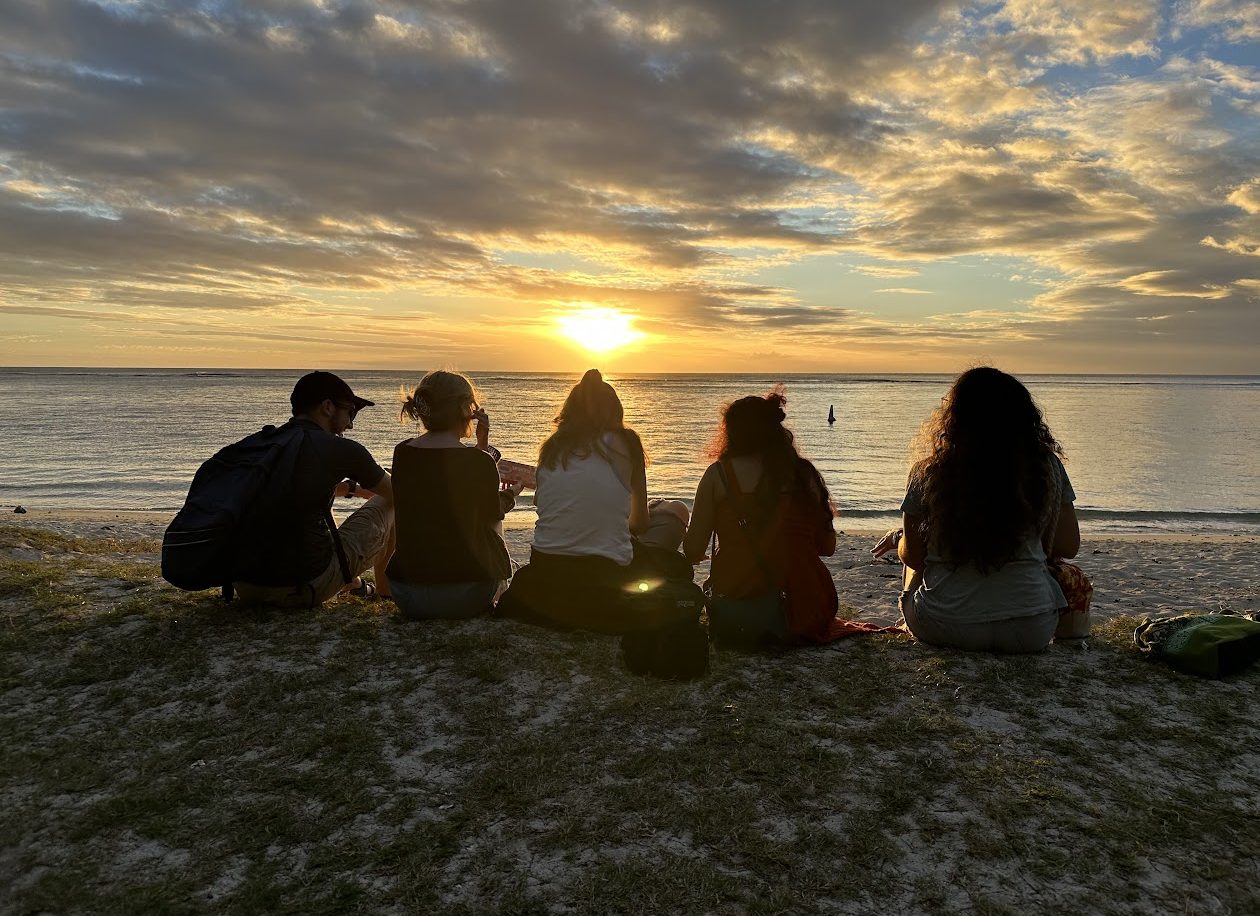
[909,367,1064,572]
[708,387,834,523]
[538,369,645,471]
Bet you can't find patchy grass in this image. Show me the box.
[1,528,1258,914]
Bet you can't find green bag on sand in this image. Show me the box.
[1133,613,1260,678]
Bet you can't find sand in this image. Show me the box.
[9,507,1258,623]
[4,509,1260,912]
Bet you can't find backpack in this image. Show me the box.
[1134,613,1260,677]
[161,422,349,599]
[619,578,710,680]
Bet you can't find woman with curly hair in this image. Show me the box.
[897,367,1086,653]
[683,388,843,647]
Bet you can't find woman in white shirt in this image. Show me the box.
[497,369,653,630]
[897,367,1085,653]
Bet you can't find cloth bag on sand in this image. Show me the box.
[1049,559,1093,639]
[1134,613,1260,677]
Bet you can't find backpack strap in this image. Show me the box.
[716,460,778,594]
[325,505,352,587]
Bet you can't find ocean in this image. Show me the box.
[2,368,1257,534]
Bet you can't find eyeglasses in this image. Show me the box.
[335,401,359,418]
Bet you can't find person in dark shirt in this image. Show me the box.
[387,370,523,619]
[234,371,395,608]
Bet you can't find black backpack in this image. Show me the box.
[162,422,348,599]
[619,579,710,680]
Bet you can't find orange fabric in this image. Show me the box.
[821,618,902,640]
[709,460,892,645]
[1048,559,1093,615]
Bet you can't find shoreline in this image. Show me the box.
[6,508,1258,626]
[7,506,1258,546]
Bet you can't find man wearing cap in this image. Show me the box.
[233,371,395,607]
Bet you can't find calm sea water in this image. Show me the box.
[2,369,1258,534]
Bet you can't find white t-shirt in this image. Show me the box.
[901,456,1075,623]
[531,437,633,565]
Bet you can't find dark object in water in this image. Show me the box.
[827,405,836,424]
[13,505,26,514]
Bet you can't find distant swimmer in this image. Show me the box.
[827,404,836,424]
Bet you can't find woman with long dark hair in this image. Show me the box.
[897,366,1086,652]
[683,388,843,646]
[497,369,664,630]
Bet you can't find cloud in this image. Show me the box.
[874,287,933,294]
[1116,270,1232,299]
[1174,0,1260,43]
[853,265,921,278]
[1228,179,1260,214]
[991,0,1161,65]
[0,0,1257,369]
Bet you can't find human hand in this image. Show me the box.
[502,479,525,498]
[871,527,902,558]
[472,407,490,448]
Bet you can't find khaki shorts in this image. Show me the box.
[235,497,393,609]
[899,590,1058,654]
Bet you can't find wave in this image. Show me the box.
[839,507,1259,534]
[1074,508,1260,524]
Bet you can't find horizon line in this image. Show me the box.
[3,365,1258,379]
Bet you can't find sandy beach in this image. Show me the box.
[9,507,1258,623]
[3,511,1259,913]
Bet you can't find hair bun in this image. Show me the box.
[763,391,787,424]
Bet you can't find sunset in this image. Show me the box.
[1,0,1257,372]
[3,3,1258,913]
[555,306,647,354]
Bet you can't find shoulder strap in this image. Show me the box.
[326,505,352,585]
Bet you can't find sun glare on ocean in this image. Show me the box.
[555,307,645,353]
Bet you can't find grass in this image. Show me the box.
[1,526,1258,914]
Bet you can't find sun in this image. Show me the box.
[555,307,645,353]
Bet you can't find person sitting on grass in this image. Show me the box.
[233,371,394,608]
[896,366,1088,653]
[385,370,523,620]
[683,389,842,647]
[497,369,687,631]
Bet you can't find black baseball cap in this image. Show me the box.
[290,371,375,414]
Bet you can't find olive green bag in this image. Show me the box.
[1133,613,1260,678]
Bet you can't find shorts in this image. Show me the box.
[234,497,393,609]
[898,590,1057,654]
[389,578,510,620]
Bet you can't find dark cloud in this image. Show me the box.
[0,0,1256,366]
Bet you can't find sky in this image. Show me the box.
[1,0,1258,373]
